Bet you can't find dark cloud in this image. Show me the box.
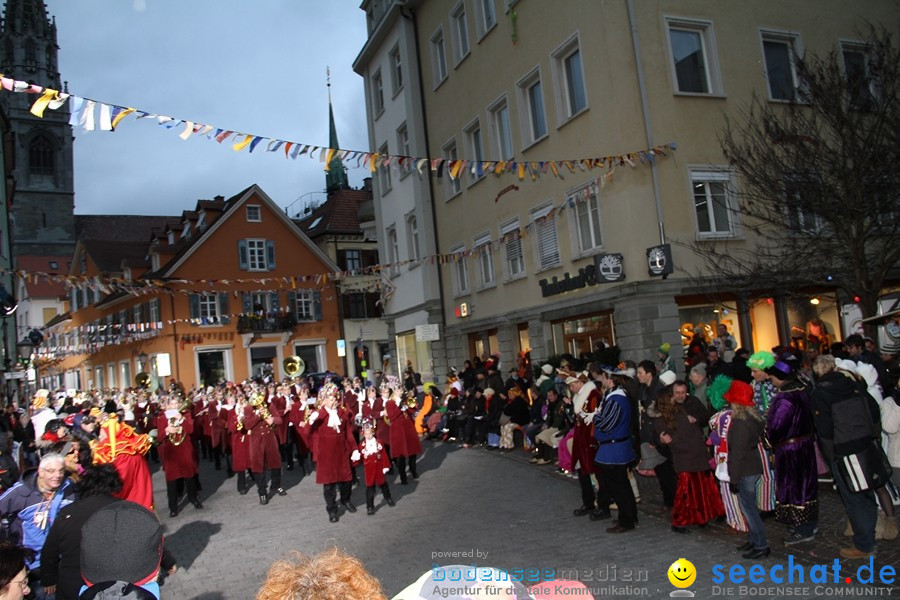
[50,0,369,216]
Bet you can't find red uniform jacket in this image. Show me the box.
[157,411,197,482]
[243,403,281,473]
[354,438,391,487]
[269,395,290,445]
[308,406,354,485]
[386,400,422,458]
[361,397,391,447]
[226,407,250,471]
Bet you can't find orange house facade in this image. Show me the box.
[40,185,342,391]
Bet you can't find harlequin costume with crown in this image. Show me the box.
[91,415,154,510]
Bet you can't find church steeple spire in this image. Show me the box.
[325,67,350,194]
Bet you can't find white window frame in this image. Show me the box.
[551,33,589,125]
[475,0,497,41]
[450,1,470,66]
[397,122,411,179]
[783,176,823,235]
[474,232,495,288]
[389,43,403,96]
[246,204,261,222]
[450,243,469,296]
[463,117,485,186]
[760,29,804,102]
[664,16,723,95]
[372,68,385,117]
[378,142,392,195]
[387,226,400,277]
[840,40,877,110]
[198,292,220,320]
[149,298,161,324]
[442,138,462,200]
[488,94,514,160]
[531,204,561,271]
[247,238,268,271]
[119,360,131,389]
[294,289,316,322]
[406,213,421,263]
[431,26,448,88]
[500,218,525,281]
[568,180,604,256]
[516,66,548,150]
[690,168,739,239]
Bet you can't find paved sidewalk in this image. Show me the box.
[152,440,898,599]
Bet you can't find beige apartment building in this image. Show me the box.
[393,0,894,372]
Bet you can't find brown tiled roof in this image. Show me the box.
[295,188,371,238]
[75,215,180,274]
[16,255,70,298]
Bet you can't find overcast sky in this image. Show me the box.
[49,0,369,217]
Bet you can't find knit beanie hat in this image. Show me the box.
[689,362,707,379]
[541,364,554,375]
[81,501,163,586]
[658,343,671,355]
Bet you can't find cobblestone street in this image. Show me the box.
[154,440,898,599]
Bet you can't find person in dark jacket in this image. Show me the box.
[812,354,879,559]
[484,388,503,449]
[730,348,753,384]
[40,464,177,600]
[653,388,724,534]
[0,433,19,494]
[637,361,676,508]
[499,388,530,452]
[724,380,769,559]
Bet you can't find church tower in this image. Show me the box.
[0,0,75,256]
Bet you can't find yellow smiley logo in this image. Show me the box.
[668,558,696,588]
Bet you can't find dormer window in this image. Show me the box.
[246,205,261,222]
[181,222,191,240]
[49,261,58,270]
[151,253,160,271]
[197,211,207,231]
[123,267,132,283]
[167,230,175,245]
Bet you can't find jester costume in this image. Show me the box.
[91,416,153,510]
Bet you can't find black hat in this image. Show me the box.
[81,501,163,586]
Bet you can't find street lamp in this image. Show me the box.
[16,337,34,363]
[138,351,148,372]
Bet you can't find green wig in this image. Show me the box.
[707,374,734,411]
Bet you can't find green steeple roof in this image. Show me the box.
[326,100,350,193]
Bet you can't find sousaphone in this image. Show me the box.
[135,372,160,393]
[283,355,306,377]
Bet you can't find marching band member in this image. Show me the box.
[226,394,254,495]
[243,390,285,505]
[157,395,202,517]
[385,383,422,485]
[308,383,356,522]
[351,418,395,515]
[270,383,294,471]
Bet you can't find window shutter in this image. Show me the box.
[238,240,248,270]
[241,292,251,314]
[313,291,322,321]
[363,249,379,268]
[218,292,230,324]
[269,292,280,313]
[288,291,297,319]
[266,240,276,270]
[341,294,351,316]
[536,216,559,266]
[189,294,200,320]
[337,250,347,270]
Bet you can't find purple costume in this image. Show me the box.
[765,381,818,527]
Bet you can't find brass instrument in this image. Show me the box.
[405,394,418,409]
[283,355,306,377]
[167,414,186,446]
[250,392,273,428]
[135,372,160,393]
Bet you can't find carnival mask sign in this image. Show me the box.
[647,244,674,277]
[594,253,625,283]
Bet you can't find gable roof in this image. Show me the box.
[161,184,340,277]
[295,188,371,238]
[74,215,181,274]
[16,255,70,298]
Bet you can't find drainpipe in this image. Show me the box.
[626,0,665,245]
[334,236,349,375]
[169,295,181,382]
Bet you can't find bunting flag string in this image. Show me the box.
[4,175,614,303]
[0,74,675,182]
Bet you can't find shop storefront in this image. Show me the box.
[549,312,615,357]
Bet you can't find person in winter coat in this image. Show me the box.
[811,355,880,559]
[724,381,769,560]
[0,453,75,597]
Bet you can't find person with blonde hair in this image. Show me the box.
[256,547,386,600]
